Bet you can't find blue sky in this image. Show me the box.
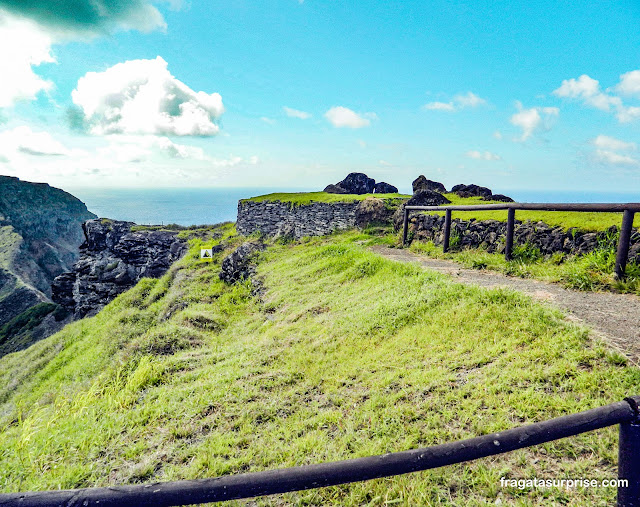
[1,0,640,194]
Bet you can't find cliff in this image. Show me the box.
[0,176,96,327]
[53,219,188,319]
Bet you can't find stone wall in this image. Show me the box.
[237,200,360,238]
[409,213,640,262]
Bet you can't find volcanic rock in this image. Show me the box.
[219,242,266,284]
[412,176,447,194]
[52,219,188,319]
[373,182,399,194]
[323,184,348,194]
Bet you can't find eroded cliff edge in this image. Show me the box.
[53,219,188,319]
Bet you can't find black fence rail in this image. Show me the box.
[401,202,640,278]
[2,397,640,506]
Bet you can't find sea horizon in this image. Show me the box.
[64,186,640,227]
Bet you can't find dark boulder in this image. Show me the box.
[373,182,398,194]
[412,176,447,194]
[452,184,492,199]
[407,190,451,207]
[393,191,451,230]
[336,172,375,194]
[486,194,514,203]
[323,184,348,194]
[219,242,266,284]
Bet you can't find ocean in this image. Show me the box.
[66,187,312,226]
[65,187,640,227]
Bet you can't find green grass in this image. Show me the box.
[0,226,638,505]
[242,191,411,205]
[409,233,640,295]
[430,194,640,232]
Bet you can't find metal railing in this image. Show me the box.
[401,202,640,278]
[2,397,640,506]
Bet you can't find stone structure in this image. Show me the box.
[52,219,188,318]
[404,213,640,262]
[237,200,361,239]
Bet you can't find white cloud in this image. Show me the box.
[553,74,622,112]
[493,130,502,140]
[592,135,636,152]
[422,91,487,112]
[0,126,69,158]
[617,105,640,123]
[0,14,55,107]
[455,91,486,108]
[466,150,501,161]
[595,149,639,166]
[324,106,375,128]
[0,126,259,186]
[72,56,224,136]
[260,117,276,125]
[423,101,455,112]
[510,102,558,141]
[616,70,640,98]
[283,106,311,119]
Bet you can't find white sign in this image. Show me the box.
[200,248,213,260]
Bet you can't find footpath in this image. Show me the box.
[370,245,640,364]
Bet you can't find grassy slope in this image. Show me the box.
[0,225,639,505]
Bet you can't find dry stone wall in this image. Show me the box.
[236,200,360,238]
[409,213,640,262]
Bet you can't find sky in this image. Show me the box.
[1,1,640,194]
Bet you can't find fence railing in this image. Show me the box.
[401,202,640,278]
[2,397,640,506]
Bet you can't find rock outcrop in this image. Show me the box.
[324,172,398,195]
[451,183,513,202]
[451,183,493,199]
[219,242,265,284]
[412,176,447,194]
[0,176,96,327]
[53,219,188,319]
[373,182,399,194]
[393,190,451,230]
[323,184,348,194]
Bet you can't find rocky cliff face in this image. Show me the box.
[53,219,188,319]
[0,176,96,327]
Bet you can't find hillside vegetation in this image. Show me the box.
[0,225,639,505]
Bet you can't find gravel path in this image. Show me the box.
[370,245,640,363]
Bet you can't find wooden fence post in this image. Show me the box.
[615,210,635,279]
[618,398,640,506]
[443,209,452,252]
[402,207,409,246]
[505,207,515,261]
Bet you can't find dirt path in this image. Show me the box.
[370,245,640,363]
